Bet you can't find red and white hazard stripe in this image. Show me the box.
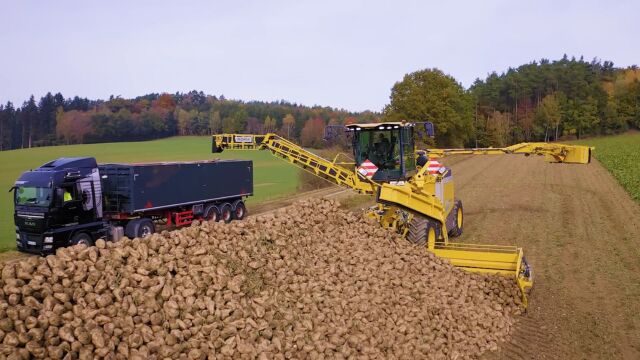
[357,159,378,178]
[427,158,444,175]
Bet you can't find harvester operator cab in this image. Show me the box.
[346,121,433,182]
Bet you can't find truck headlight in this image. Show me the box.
[16,233,20,240]
[44,236,53,244]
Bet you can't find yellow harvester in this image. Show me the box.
[212,121,593,307]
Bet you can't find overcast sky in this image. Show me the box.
[0,0,637,111]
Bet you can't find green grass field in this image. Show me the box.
[571,132,640,203]
[0,136,299,251]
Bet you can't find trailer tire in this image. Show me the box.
[204,205,220,222]
[220,203,233,223]
[137,219,155,238]
[233,201,246,220]
[70,232,93,247]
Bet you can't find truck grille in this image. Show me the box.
[19,233,42,250]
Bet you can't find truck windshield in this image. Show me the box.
[15,187,52,207]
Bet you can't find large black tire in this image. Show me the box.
[204,204,220,222]
[70,232,93,247]
[407,216,428,246]
[220,203,233,223]
[407,216,437,247]
[449,200,464,237]
[137,218,155,238]
[233,201,247,220]
[125,218,155,239]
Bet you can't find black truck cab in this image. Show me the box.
[13,157,106,254]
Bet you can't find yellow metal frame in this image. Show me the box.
[425,142,593,164]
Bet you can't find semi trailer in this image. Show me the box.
[12,157,253,254]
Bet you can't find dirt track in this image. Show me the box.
[445,155,640,359]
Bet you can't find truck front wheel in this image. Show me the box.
[71,232,93,247]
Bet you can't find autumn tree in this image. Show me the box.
[535,93,562,141]
[175,108,191,135]
[209,111,222,134]
[384,68,473,147]
[484,111,511,146]
[246,117,263,134]
[282,114,295,138]
[300,118,325,148]
[56,109,93,144]
[264,116,277,133]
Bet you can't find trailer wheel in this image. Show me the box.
[125,218,155,239]
[204,205,220,222]
[137,219,155,238]
[233,201,246,220]
[220,203,233,223]
[71,232,93,247]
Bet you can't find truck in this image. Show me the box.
[12,157,253,254]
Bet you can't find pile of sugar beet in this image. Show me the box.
[0,198,524,360]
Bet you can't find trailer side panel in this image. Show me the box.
[100,160,253,214]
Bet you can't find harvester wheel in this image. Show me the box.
[407,216,428,246]
[449,200,464,237]
[407,215,438,248]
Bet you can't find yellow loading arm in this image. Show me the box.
[426,142,593,164]
[213,133,377,194]
[213,133,451,229]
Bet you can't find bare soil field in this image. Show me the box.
[444,155,640,359]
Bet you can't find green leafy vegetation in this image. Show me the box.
[0,136,299,251]
[572,132,640,202]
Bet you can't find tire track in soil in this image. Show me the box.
[450,155,640,360]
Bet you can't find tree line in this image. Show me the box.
[385,56,640,147]
[0,91,378,151]
[2,55,639,151]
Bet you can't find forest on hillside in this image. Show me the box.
[0,93,377,151]
[0,55,638,151]
[470,56,640,146]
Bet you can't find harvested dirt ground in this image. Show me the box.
[442,155,640,360]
